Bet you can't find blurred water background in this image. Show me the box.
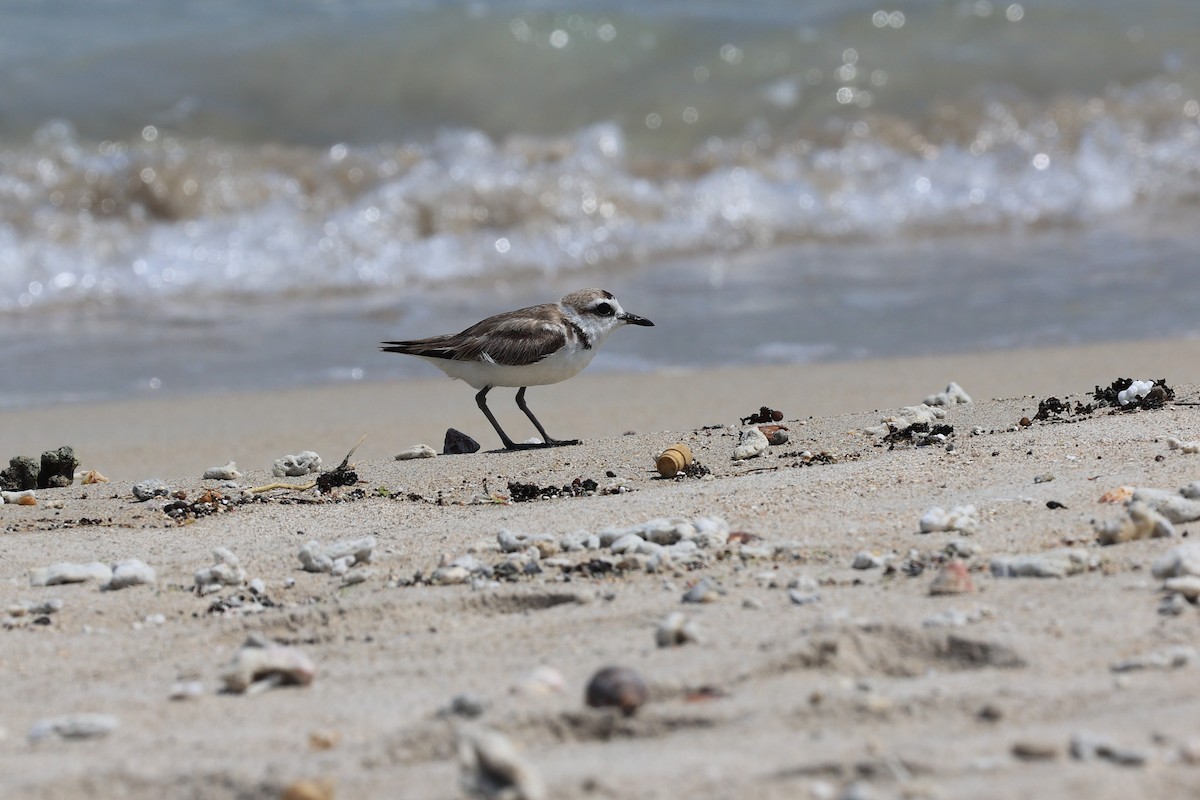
[2,0,1198,408]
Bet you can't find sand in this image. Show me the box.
[2,338,1199,799]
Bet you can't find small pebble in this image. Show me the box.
[132,478,170,501]
[929,560,975,595]
[104,559,156,590]
[443,428,481,455]
[457,726,546,800]
[585,666,648,716]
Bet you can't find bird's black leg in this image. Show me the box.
[516,387,579,447]
[475,386,520,450]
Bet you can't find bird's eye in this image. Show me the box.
[594,302,615,317]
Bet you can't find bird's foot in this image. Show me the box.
[504,438,580,450]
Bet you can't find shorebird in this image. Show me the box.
[381,288,654,450]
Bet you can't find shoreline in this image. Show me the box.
[4,336,1199,481]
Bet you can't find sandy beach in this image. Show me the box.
[3,339,1200,799]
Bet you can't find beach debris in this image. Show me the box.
[1167,437,1200,454]
[1151,542,1200,580]
[444,428,481,455]
[919,505,979,535]
[733,426,769,460]
[298,536,376,575]
[990,548,1093,579]
[194,547,247,592]
[656,443,694,478]
[1069,732,1148,766]
[273,451,322,477]
[1129,487,1200,524]
[1162,575,1200,602]
[28,713,118,743]
[1,489,37,505]
[511,666,566,698]
[585,666,648,716]
[506,477,599,502]
[30,561,113,587]
[132,478,170,501]
[922,605,993,628]
[929,560,975,595]
[281,779,335,800]
[868,404,947,439]
[498,530,559,557]
[1095,500,1175,545]
[395,444,437,460]
[221,634,316,694]
[741,406,784,425]
[78,469,108,485]
[1094,378,1174,411]
[104,559,156,590]
[655,612,704,647]
[457,726,547,800]
[1110,645,1195,673]
[925,382,972,406]
[1099,486,1134,504]
[439,692,489,719]
[0,456,39,491]
[4,598,63,628]
[1012,740,1061,761]
[202,461,243,480]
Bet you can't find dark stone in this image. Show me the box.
[1,456,39,491]
[38,446,79,489]
[443,428,481,455]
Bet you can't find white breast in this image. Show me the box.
[418,339,597,389]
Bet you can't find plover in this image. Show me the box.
[381,288,654,450]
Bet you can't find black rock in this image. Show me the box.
[1,456,39,491]
[443,428,481,455]
[38,446,79,489]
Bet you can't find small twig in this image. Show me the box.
[247,480,318,494]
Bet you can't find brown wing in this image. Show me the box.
[381,303,565,367]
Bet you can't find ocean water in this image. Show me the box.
[1,0,1199,408]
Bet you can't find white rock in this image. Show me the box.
[298,536,376,573]
[1095,500,1175,545]
[105,559,156,590]
[610,533,646,554]
[634,517,695,545]
[194,547,246,589]
[0,489,36,504]
[457,726,547,800]
[1111,645,1196,672]
[202,461,242,480]
[990,548,1092,578]
[655,612,704,647]
[734,426,770,460]
[221,635,315,694]
[272,451,322,477]
[1181,482,1200,499]
[925,382,973,406]
[1131,488,1200,524]
[30,562,113,587]
[395,444,437,460]
[559,530,599,551]
[1116,380,1156,406]
[692,516,731,548]
[919,505,979,535]
[1167,437,1200,455]
[1151,542,1200,579]
[28,713,118,742]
